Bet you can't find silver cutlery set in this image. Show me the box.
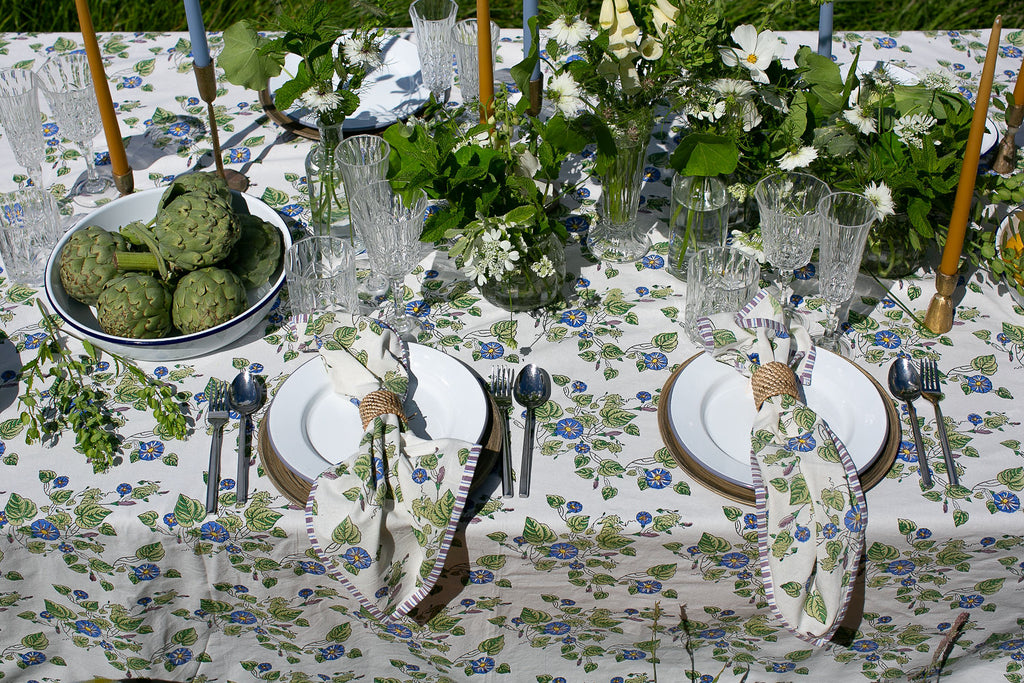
[206,369,266,514]
[888,356,959,489]
[490,363,551,498]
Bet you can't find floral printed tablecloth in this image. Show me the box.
[1,27,1024,683]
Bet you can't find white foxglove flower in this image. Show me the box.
[719,25,780,84]
[613,0,640,43]
[778,146,818,170]
[843,105,876,135]
[864,181,895,219]
[300,87,342,113]
[516,150,541,178]
[639,36,663,61]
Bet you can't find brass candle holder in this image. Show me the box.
[192,62,249,191]
[992,104,1023,175]
[923,270,957,334]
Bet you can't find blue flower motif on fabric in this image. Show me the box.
[966,375,992,393]
[407,300,430,317]
[993,491,1020,512]
[229,610,256,624]
[794,263,815,279]
[469,569,494,584]
[342,547,372,569]
[643,352,668,370]
[281,203,304,217]
[42,122,58,137]
[20,651,46,665]
[823,523,838,539]
[896,440,918,462]
[875,36,897,48]
[319,644,345,660]
[636,286,650,296]
[138,441,164,460]
[561,309,587,327]
[54,475,69,488]
[549,542,578,559]
[874,331,901,348]
[168,121,191,137]
[636,391,651,402]
[641,254,664,269]
[795,525,810,542]
[200,521,229,542]
[851,640,879,652]
[386,624,412,638]
[571,381,587,393]
[471,656,495,673]
[23,333,46,349]
[555,418,584,439]
[228,148,250,163]
[844,505,865,532]
[133,563,160,580]
[720,552,749,568]
[544,622,571,635]
[480,341,503,359]
[622,649,647,660]
[887,559,915,575]
[575,277,590,288]
[563,215,590,234]
[636,511,652,526]
[959,594,984,608]
[567,501,583,513]
[786,433,816,452]
[122,76,142,88]
[411,468,428,484]
[163,513,177,527]
[30,519,60,540]
[915,528,932,539]
[75,619,101,636]
[644,468,672,488]
[743,513,758,529]
[636,579,662,594]
[575,443,590,454]
[771,662,796,672]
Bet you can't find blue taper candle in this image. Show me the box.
[817,2,833,59]
[523,0,541,80]
[183,0,212,68]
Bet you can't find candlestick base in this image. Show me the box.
[991,104,1023,175]
[924,270,957,334]
[193,61,251,191]
[113,169,134,197]
[527,77,543,117]
[222,169,250,192]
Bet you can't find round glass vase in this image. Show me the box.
[478,232,566,312]
[587,109,655,263]
[859,214,924,279]
[667,174,730,280]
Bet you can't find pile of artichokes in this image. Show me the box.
[59,173,283,339]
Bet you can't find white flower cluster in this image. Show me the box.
[863,181,895,220]
[464,225,522,285]
[892,112,938,149]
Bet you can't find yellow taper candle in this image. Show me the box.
[74,0,133,195]
[938,16,1001,277]
[477,0,495,122]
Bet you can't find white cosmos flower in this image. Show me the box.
[843,105,876,135]
[546,72,583,116]
[719,24,780,84]
[549,16,589,48]
[864,181,895,220]
[778,146,818,170]
[300,87,342,113]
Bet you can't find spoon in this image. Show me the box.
[513,364,551,498]
[887,356,933,489]
[229,369,265,506]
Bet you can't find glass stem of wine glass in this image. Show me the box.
[388,276,406,327]
[822,299,841,348]
[25,162,43,189]
[78,138,106,193]
[777,268,795,311]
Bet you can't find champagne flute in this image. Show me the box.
[0,68,45,188]
[36,54,115,205]
[815,191,877,353]
[349,180,428,339]
[409,0,458,104]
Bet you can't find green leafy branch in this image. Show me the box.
[17,301,191,472]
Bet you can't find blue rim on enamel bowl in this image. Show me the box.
[43,188,292,362]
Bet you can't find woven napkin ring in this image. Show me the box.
[358,389,407,430]
[751,361,801,411]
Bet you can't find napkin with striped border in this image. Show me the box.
[696,290,866,645]
[303,314,481,621]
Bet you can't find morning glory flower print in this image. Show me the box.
[480,341,504,359]
[636,286,650,296]
[138,441,164,460]
[823,523,838,539]
[23,333,46,349]
[407,300,430,317]
[959,594,984,608]
[993,491,1020,512]
[75,619,102,637]
[343,547,372,569]
[795,525,811,541]
[575,277,590,288]
[281,203,304,217]
[636,579,662,594]
[844,505,865,532]
[641,254,664,269]
[999,639,1024,651]
[981,537,995,546]
[411,468,428,484]
[966,375,992,393]
[228,148,250,163]
[555,418,584,439]
[643,352,668,370]
[636,511,652,526]
[133,563,160,580]
[794,263,815,279]
[73,590,89,600]
[721,552,750,569]
[887,559,915,575]
[320,644,345,660]
[571,381,587,393]
[575,443,590,454]
[121,75,142,88]
[375,586,389,598]
[622,649,647,660]
[117,483,132,495]
[897,440,918,462]
[645,468,672,488]
[230,610,257,624]
[771,662,796,673]
[469,655,497,674]
[53,476,69,488]
[163,513,177,527]
[169,121,191,137]
[743,513,758,529]
[574,187,590,200]
[967,413,983,425]
[20,651,45,665]
[876,36,897,48]
[42,122,58,137]
[561,309,587,327]
[549,542,579,560]
[636,391,652,402]
[643,167,660,182]
[874,331,901,348]
[545,622,571,635]
[200,521,229,542]
[469,569,494,584]
[786,433,816,452]
[386,624,412,638]
[567,501,583,513]
[30,519,59,540]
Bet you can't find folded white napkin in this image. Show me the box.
[304,315,481,621]
[696,290,866,646]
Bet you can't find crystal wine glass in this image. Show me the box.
[36,54,115,205]
[754,171,830,315]
[0,68,45,188]
[349,180,428,339]
[815,191,877,354]
[334,134,392,298]
[409,0,458,104]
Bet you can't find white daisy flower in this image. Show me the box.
[549,15,589,48]
[300,87,342,113]
[843,105,876,135]
[778,146,818,171]
[719,25,780,84]
[864,181,895,220]
[546,72,584,116]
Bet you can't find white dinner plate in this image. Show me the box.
[854,61,999,153]
[267,36,429,133]
[266,344,487,482]
[662,350,889,489]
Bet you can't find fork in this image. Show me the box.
[491,366,515,498]
[919,359,960,488]
[205,380,230,514]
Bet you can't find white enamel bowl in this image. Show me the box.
[44,188,292,362]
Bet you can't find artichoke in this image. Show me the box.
[159,171,232,208]
[171,267,248,334]
[59,226,129,305]
[96,273,175,339]
[151,193,242,271]
[222,214,283,289]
